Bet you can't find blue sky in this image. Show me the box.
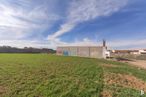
[0,0,146,49]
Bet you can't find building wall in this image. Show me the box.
[57,46,106,59]
[69,47,78,56]
[90,47,105,58]
[78,47,90,57]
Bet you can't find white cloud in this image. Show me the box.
[55,38,99,47]
[0,0,60,40]
[0,40,56,49]
[48,0,128,39]
[54,38,146,50]
[108,39,146,49]
[48,23,75,40]
[1,37,146,50]
[1,0,145,50]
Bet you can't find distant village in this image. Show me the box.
[111,49,146,55]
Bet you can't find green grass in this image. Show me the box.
[0,54,103,97]
[0,54,146,97]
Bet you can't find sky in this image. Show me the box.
[0,0,146,50]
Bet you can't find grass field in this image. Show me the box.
[0,54,146,97]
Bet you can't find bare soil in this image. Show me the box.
[128,60,146,69]
[100,90,112,97]
[115,57,146,69]
[104,73,146,92]
[0,86,6,96]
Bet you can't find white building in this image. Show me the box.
[139,49,146,54]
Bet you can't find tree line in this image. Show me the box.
[0,46,56,53]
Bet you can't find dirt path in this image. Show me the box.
[127,60,146,69]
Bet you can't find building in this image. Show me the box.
[139,49,146,54]
[111,49,146,56]
[105,50,111,57]
[111,50,141,56]
[56,40,108,59]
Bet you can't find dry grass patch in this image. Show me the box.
[102,64,119,68]
[100,90,113,97]
[0,85,7,96]
[104,73,146,92]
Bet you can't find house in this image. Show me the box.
[139,49,146,54]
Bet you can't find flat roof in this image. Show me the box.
[57,46,104,48]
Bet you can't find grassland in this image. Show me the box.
[0,54,146,97]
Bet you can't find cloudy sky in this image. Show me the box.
[0,0,146,49]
